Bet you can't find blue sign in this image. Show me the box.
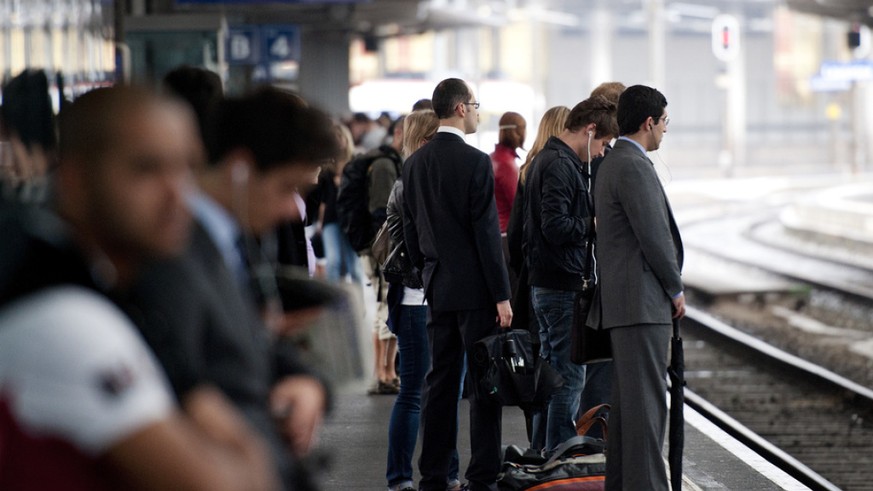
[262,26,300,63]
[226,26,259,65]
[819,60,873,82]
[224,25,300,65]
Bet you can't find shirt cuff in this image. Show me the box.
[672,290,684,300]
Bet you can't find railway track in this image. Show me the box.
[681,306,873,490]
[667,181,873,488]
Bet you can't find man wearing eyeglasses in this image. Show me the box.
[402,78,512,491]
[591,84,684,491]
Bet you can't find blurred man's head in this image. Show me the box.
[162,65,223,148]
[498,112,526,150]
[432,78,479,134]
[617,85,668,151]
[411,98,433,111]
[57,86,199,264]
[348,112,372,144]
[590,81,626,107]
[389,115,405,153]
[205,87,338,234]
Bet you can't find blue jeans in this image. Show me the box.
[386,304,461,488]
[530,286,587,451]
[321,222,363,283]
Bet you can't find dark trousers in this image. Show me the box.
[419,307,502,491]
[606,324,670,491]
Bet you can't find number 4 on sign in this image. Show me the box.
[271,36,290,59]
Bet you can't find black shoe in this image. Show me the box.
[367,380,400,395]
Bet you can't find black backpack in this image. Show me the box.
[336,145,402,252]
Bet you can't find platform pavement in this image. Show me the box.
[316,380,812,490]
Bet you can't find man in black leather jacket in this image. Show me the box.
[522,96,618,451]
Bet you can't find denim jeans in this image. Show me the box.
[321,222,363,283]
[386,304,462,488]
[530,286,586,451]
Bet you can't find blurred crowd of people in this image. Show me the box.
[0,66,684,491]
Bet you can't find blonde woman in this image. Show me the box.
[507,106,570,278]
[383,110,462,491]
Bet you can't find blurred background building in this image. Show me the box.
[1,0,872,174]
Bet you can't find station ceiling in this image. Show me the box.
[160,0,873,33]
[785,0,873,26]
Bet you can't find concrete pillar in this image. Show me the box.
[590,3,613,90]
[647,0,666,90]
[298,29,351,117]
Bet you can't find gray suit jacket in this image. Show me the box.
[590,139,683,329]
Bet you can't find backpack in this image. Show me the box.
[336,145,402,252]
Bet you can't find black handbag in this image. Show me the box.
[473,329,563,410]
[570,185,612,365]
[571,283,612,364]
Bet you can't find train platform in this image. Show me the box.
[317,380,812,490]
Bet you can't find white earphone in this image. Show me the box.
[232,161,249,185]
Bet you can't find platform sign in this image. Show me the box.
[819,60,873,83]
[262,26,300,63]
[226,26,260,65]
[712,14,740,62]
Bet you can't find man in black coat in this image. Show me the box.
[125,88,338,491]
[402,78,512,491]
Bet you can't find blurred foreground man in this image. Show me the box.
[126,87,338,490]
[0,86,278,490]
[592,85,684,491]
[402,78,512,491]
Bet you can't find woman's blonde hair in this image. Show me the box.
[520,106,570,184]
[333,122,355,173]
[402,109,439,159]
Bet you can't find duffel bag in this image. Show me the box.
[498,435,605,490]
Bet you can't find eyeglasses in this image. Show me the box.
[464,102,480,109]
[657,115,670,127]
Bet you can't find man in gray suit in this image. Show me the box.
[592,85,685,491]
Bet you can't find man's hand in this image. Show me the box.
[270,375,327,457]
[273,307,325,337]
[496,300,513,328]
[672,292,686,319]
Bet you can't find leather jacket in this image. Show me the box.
[384,180,423,289]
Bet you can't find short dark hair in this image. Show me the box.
[352,112,371,124]
[431,78,471,119]
[617,85,667,136]
[412,98,433,111]
[564,95,619,139]
[59,86,168,167]
[207,87,338,172]
[162,65,223,144]
[1,69,56,152]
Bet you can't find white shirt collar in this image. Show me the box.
[437,126,466,139]
[188,191,243,273]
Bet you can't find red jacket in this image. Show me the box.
[490,143,520,233]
